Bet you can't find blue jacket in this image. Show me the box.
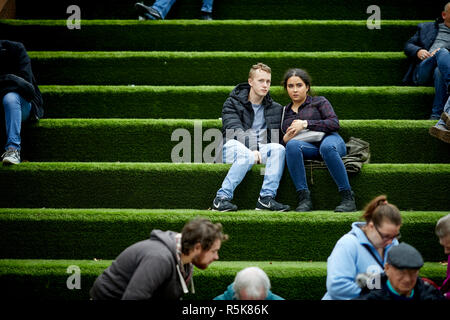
[402,19,441,84]
[213,284,284,300]
[322,222,399,300]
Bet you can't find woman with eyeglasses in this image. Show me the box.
[322,195,402,300]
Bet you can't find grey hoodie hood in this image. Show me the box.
[90,229,194,300]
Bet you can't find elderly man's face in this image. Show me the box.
[385,264,419,296]
[439,234,450,255]
[239,288,266,300]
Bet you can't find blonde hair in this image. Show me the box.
[248,63,271,79]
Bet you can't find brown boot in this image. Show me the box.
[429,123,450,144]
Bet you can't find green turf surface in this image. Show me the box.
[39,85,435,120]
[0,259,445,300]
[0,163,448,210]
[12,119,450,163]
[0,209,447,262]
[14,0,444,20]
[28,51,409,86]
[0,20,422,52]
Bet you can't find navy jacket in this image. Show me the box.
[0,40,43,120]
[402,19,442,84]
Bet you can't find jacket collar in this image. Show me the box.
[231,82,273,109]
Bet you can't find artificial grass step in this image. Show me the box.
[1,20,421,52]
[28,51,409,86]
[0,260,445,300]
[14,119,450,163]
[15,0,443,20]
[0,162,449,211]
[0,209,447,262]
[40,85,435,120]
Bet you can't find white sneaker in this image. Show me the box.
[2,148,21,165]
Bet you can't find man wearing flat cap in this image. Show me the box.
[356,243,445,300]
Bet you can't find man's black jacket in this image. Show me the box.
[221,82,283,151]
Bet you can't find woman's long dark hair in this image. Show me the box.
[282,68,313,95]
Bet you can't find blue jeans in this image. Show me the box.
[152,0,213,18]
[2,92,31,151]
[285,132,351,192]
[437,96,450,126]
[413,48,450,118]
[216,139,286,200]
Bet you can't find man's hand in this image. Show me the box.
[417,48,440,60]
[253,150,262,164]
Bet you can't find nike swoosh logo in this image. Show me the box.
[213,200,220,208]
[258,199,271,208]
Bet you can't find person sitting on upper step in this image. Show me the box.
[402,2,450,120]
[213,266,284,300]
[322,195,401,300]
[429,95,450,143]
[0,40,43,165]
[211,62,290,212]
[281,68,356,213]
[355,242,445,301]
[135,0,213,20]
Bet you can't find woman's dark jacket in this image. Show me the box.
[0,40,43,120]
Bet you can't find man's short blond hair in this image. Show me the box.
[248,63,271,79]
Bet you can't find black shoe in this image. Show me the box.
[135,2,162,20]
[429,114,441,120]
[255,196,290,211]
[334,190,357,212]
[200,11,213,20]
[212,197,237,212]
[295,189,313,212]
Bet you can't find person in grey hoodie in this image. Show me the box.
[90,218,228,300]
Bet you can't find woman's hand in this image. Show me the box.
[283,120,308,143]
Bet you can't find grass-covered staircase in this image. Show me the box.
[0,0,449,300]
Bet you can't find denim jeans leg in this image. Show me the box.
[435,48,450,85]
[2,92,31,151]
[285,139,319,191]
[432,68,447,117]
[151,0,177,18]
[319,133,351,192]
[258,143,285,198]
[216,139,255,200]
[413,55,437,85]
[437,96,450,126]
[201,0,214,12]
